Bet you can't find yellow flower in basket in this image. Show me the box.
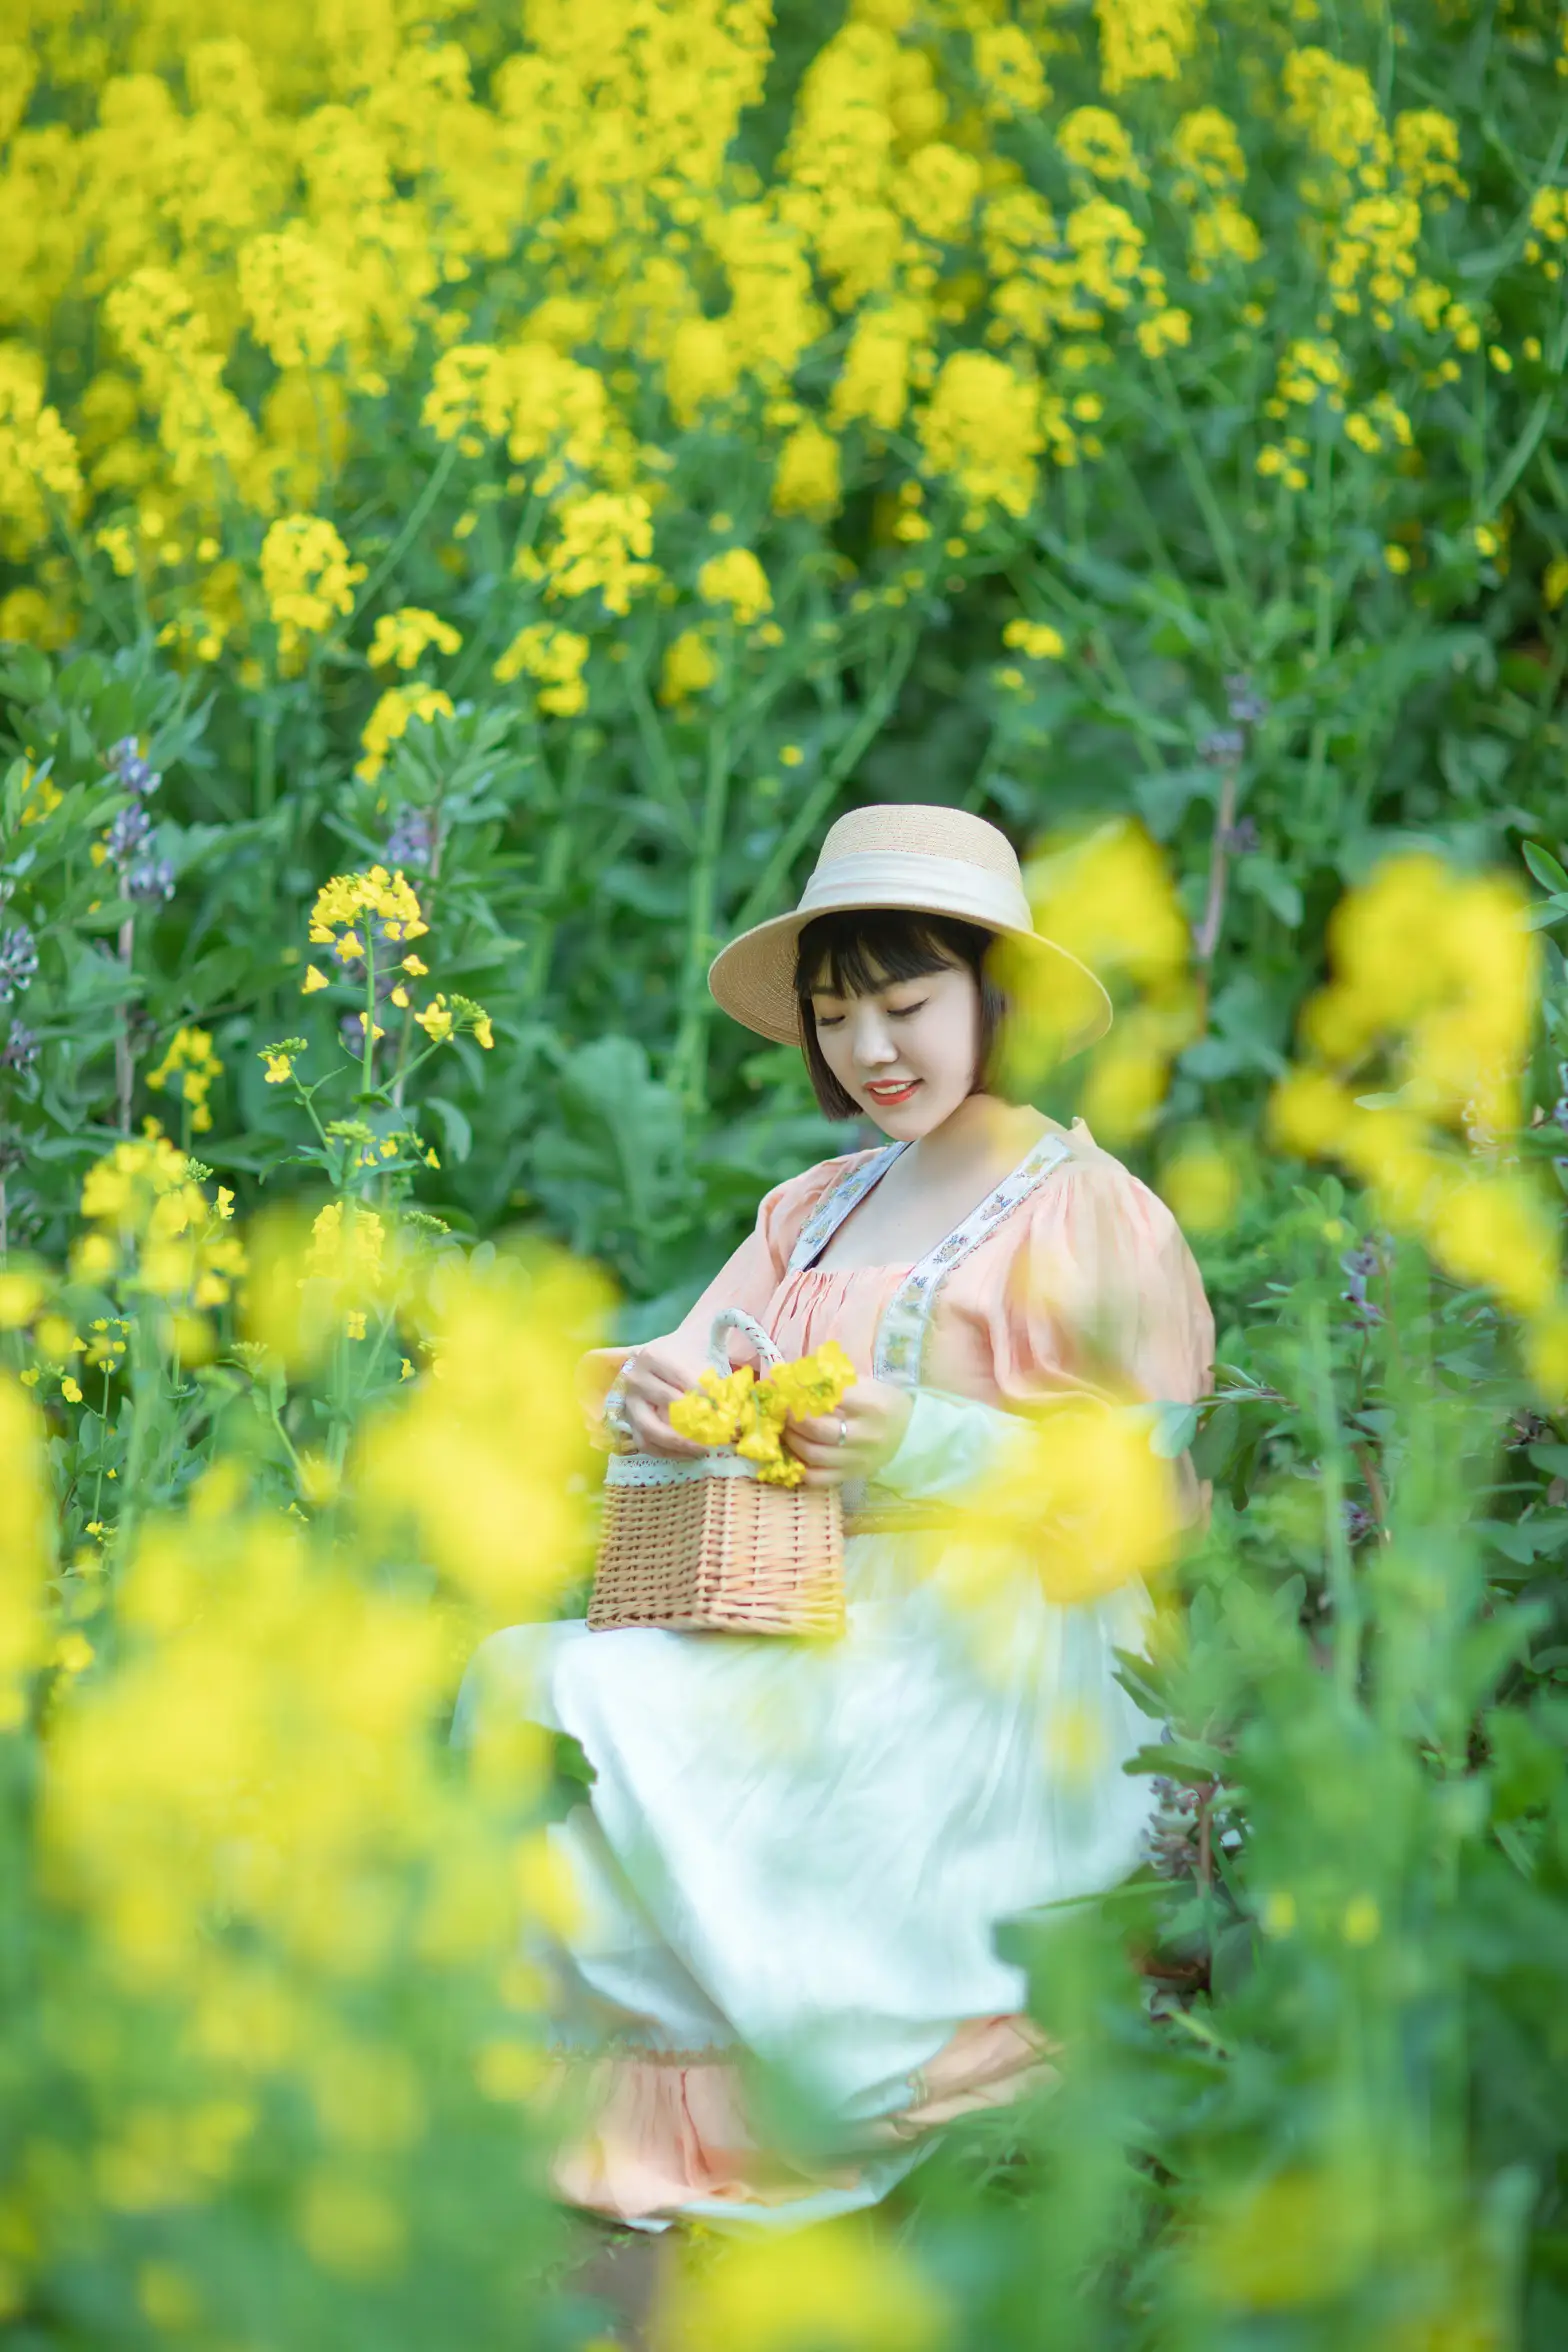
[671,1341,856,1488]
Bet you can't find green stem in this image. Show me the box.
[669,698,735,1114]
[254,707,277,821]
[1307,1303,1361,1701]
[351,441,461,620]
[625,665,700,850]
[1147,352,1247,613]
[361,931,378,1096]
[45,490,133,651]
[730,622,920,937]
[1481,286,1568,515]
[525,808,576,1009]
[1302,423,1338,837]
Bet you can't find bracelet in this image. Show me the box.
[602,1350,641,1448]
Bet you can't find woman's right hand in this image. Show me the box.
[610,1340,711,1458]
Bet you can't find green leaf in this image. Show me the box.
[1522,840,1568,894]
[423,1095,473,1164]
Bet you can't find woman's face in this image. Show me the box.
[808,955,983,1138]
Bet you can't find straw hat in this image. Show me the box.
[707,804,1112,1056]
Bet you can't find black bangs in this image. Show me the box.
[792,908,1013,1120]
[794,908,986,1002]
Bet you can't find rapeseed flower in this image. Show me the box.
[145,1026,223,1134]
[260,515,365,672]
[659,628,717,705]
[669,1342,856,1486]
[697,547,774,626]
[0,1376,49,1720]
[367,608,461,671]
[356,685,455,783]
[656,2214,949,2352]
[493,623,589,714]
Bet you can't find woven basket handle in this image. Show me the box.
[708,1307,784,1378]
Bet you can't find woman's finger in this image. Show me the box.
[788,1437,866,1473]
[628,1403,707,1458]
[790,1411,861,1450]
[797,1464,847,1490]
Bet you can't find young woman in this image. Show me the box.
[459,803,1215,2228]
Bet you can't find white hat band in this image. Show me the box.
[797,851,1034,935]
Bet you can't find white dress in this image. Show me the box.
[455,1122,1214,2226]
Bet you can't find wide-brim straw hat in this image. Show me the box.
[708,803,1113,1058]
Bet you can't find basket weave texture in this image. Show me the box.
[587,1310,845,1638]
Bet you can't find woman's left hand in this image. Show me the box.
[785,1379,913,1488]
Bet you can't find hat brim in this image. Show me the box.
[707,896,1113,1062]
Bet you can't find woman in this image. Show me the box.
[458,803,1215,2228]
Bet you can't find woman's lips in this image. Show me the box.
[864,1079,920,1105]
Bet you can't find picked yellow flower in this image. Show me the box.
[669,1343,857,1486]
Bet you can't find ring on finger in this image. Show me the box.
[837,1416,848,1448]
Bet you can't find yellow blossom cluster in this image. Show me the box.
[356,1250,612,1615]
[74,1134,244,1318]
[144,1025,223,1135]
[669,1340,856,1487]
[0,342,83,561]
[536,491,659,618]
[0,1375,50,1724]
[1002,818,1198,1141]
[356,683,455,782]
[366,607,461,672]
[492,623,589,715]
[659,628,718,706]
[0,4,1496,672]
[260,514,365,672]
[697,546,774,626]
[308,866,428,959]
[0,1177,617,2314]
[1268,855,1567,1385]
[956,1391,1184,1609]
[413,993,494,1051]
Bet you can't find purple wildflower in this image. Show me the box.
[0,925,38,1003]
[105,804,152,863]
[1,1021,37,1072]
[125,857,175,905]
[1224,675,1269,727]
[1340,1241,1384,1327]
[384,806,439,874]
[105,738,161,796]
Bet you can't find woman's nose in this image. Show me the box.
[849,1010,899,1066]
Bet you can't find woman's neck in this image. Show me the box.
[904,1092,1047,1185]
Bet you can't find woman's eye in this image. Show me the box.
[814,1012,844,1029]
[887,1000,927,1020]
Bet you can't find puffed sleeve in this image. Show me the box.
[992,1144,1215,1417]
[874,1141,1214,1522]
[575,1151,879,1437]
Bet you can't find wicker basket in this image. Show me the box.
[588,1309,845,1637]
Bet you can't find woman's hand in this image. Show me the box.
[608,1341,712,1458]
[784,1379,913,1489]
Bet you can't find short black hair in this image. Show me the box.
[793,908,1011,1120]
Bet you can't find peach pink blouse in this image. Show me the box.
[587,1117,1214,1427]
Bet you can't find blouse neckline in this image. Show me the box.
[790,1122,1074,1283]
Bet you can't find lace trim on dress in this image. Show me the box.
[873,1131,1073,1387]
[785,1143,910,1274]
[603,1451,758,1488]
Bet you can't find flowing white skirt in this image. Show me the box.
[455,1528,1159,2225]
